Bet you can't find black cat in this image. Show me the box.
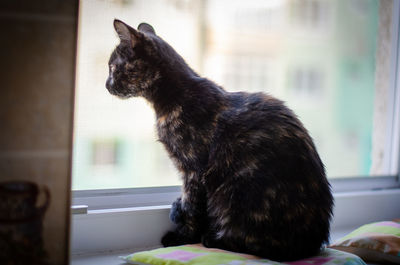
[106,19,333,261]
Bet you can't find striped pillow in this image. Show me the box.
[329,221,400,264]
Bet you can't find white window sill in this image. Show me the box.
[70,189,400,263]
[71,250,132,265]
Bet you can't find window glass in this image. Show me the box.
[73,0,397,190]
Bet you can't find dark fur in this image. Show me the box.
[106,20,334,261]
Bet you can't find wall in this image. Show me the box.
[0,0,78,264]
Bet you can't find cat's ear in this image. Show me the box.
[138,23,156,35]
[114,19,142,47]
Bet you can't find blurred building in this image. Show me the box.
[73,0,379,190]
[203,0,378,178]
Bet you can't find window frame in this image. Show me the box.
[72,186,181,211]
[387,0,400,176]
[71,0,400,257]
[71,176,400,212]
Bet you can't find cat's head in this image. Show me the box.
[106,20,162,99]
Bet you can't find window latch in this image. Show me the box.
[71,205,88,215]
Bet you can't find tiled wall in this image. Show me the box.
[0,1,78,264]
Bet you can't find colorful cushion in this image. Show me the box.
[120,244,366,265]
[329,221,400,264]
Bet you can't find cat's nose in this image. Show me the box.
[105,77,114,90]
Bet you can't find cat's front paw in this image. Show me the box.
[201,232,221,249]
[161,231,182,247]
[169,198,184,224]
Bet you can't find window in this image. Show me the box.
[73,0,399,194]
[289,0,331,30]
[222,55,273,93]
[288,66,324,99]
[91,139,120,166]
[71,1,400,257]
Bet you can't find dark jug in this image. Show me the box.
[0,181,50,265]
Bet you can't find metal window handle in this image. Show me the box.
[71,205,88,215]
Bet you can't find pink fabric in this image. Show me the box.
[374,221,400,229]
[156,250,205,261]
